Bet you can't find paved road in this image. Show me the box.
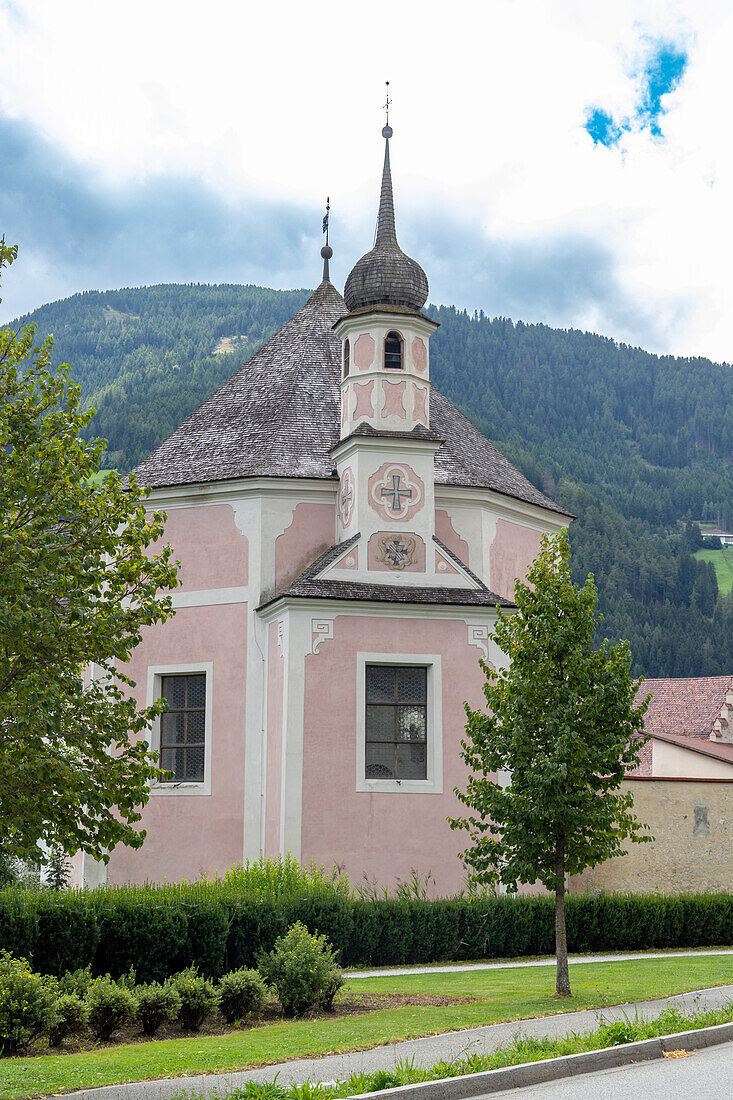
[493,1038,733,1098]
[349,947,733,978]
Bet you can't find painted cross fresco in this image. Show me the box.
[380,474,413,513]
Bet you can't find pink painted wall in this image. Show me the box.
[157,505,248,592]
[300,616,490,895]
[107,602,248,884]
[265,621,284,853]
[435,509,470,565]
[490,519,542,601]
[275,503,335,590]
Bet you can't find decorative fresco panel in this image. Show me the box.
[367,462,425,523]
[367,531,426,572]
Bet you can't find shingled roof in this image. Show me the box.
[133,275,566,516]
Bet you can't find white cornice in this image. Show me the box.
[145,477,337,511]
[434,483,571,531]
[258,596,502,625]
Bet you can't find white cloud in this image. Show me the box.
[1,0,732,360]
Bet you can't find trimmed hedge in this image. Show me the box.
[0,886,730,979]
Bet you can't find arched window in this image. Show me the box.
[384,331,403,370]
[343,338,350,378]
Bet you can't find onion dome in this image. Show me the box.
[344,126,429,314]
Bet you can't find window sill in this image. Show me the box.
[356,777,442,795]
[150,782,211,796]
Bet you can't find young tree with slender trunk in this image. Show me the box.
[0,242,179,866]
[450,530,651,996]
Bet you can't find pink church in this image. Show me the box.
[80,126,570,893]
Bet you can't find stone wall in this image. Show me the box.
[570,777,733,895]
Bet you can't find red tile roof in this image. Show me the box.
[629,676,733,776]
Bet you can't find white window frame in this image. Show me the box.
[146,662,213,796]
[356,652,443,794]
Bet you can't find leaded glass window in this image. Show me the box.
[384,331,403,370]
[365,665,427,780]
[343,338,350,378]
[159,674,206,783]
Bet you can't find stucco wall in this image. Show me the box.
[299,614,490,895]
[570,777,733,894]
[652,739,733,779]
[489,519,542,601]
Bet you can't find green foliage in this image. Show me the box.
[450,531,651,994]
[43,850,71,891]
[258,922,343,1018]
[1,878,731,980]
[217,967,268,1024]
[169,967,220,1031]
[48,993,88,1047]
[222,855,351,900]
[0,245,180,866]
[85,976,137,1041]
[58,966,92,998]
[0,951,58,1055]
[134,981,181,1037]
[451,531,651,893]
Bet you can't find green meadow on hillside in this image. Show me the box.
[694,547,733,596]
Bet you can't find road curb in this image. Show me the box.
[350,1022,733,1100]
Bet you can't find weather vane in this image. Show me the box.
[383,81,391,127]
[322,196,330,246]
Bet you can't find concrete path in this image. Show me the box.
[67,981,733,1100]
[347,947,733,979]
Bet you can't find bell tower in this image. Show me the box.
[331,114,451,585]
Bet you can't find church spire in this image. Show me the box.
[343,90,429,314]
[320,196,333,283]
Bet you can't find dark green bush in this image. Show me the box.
[0,881,730,980]
[85,976,137,1041]
[258,922,343,1018]
[48,993,88,1047]
[218,968,268,1024]
[134,981,181,1036]
[170,967,220,1031]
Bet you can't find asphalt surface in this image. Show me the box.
[67,983,733,1100]
[496,1038,733,1098]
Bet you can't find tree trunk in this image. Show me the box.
[554,834,571,996]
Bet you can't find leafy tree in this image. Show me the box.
[450,531,651,996]
[0,242,179,865]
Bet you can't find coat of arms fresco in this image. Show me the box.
[377,534,416,570]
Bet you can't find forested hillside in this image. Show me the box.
[10,284,733,677]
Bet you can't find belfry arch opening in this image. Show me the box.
[384,331,403,370]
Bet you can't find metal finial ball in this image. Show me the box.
[321,245,333,259]
[382,124,393,139]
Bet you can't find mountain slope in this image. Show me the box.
[9,284,733,677]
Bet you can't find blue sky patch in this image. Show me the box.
[585,40,688,147]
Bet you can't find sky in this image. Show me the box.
[1,0,732,362]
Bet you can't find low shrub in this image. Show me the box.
[85,976,137,1041]
[135,981,181,1036]
[258,922,343,1018]
[170,967,220,1031]
[218,968,268,1024]
[59,965,92,998]
[48,993,89,1047]
[0,951,58,1055]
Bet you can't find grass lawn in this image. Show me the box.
[694,547,733,596]
[2,954,733,1099]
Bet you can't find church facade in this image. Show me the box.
[79,127,570,893]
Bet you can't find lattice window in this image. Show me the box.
[365,665,427,780]
[384,331,403,370]
[343,338,350,378]
[159,674,206,783]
